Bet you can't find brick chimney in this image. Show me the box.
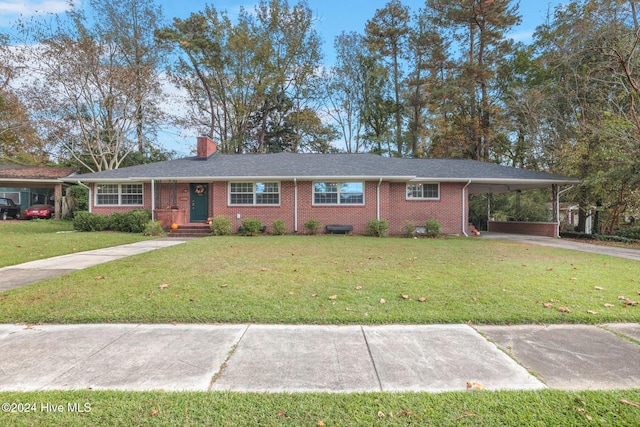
[196,135,217,158]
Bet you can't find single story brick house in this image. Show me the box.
[68,136,579,237]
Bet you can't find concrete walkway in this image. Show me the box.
[0,238,189,292]
[481,232,640,261]
[1,323,639,392]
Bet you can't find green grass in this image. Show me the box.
[1,235,638,324]
[0,220,157,268]
[0,389,639,426]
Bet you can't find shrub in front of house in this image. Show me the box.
[241,218,263,236]
[615,226,640,241]
[143,220,165,236]
[401,221,416,238]
[366,219,388,237]
[271,219,287,235]
[73,210,151,233]
[303,218,322,235]
[73,211,110,232]
[109,209,151,233]
[210,215,232,236]
[425,219,442,237]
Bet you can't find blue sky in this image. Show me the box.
[1,0,570,154]
[2,0,570,61]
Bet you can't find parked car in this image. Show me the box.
[0,197,21,220]
[23,204,55,220]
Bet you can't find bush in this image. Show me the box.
[303,218,322,235]
[143,220,165,236]
[615,226,640,240]
[401,221,416,238]
[210,216,232,236]
[241,218,263,236]
[109,210,151,233]
[73,211,110,232]
[271,219,287,235]
[366,219,388,237]
[425,219,442,237]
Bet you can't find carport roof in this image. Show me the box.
[68,152,578,192]
[0,164,77,187]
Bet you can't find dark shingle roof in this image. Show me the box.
[0,164,76,180]
[68,153,577,185]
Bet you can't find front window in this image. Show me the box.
[229,182,280,205]
[96,184,143,205]
[314,182,364,205]
[407,183,440,200]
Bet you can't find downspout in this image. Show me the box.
[377,178,382,220]
[151,179,155,221]
[294,178,298,233]
[462,180,471,237]
[556,185,574,238]
[76,181,91,213]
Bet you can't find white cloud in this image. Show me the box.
[0,0,71,20]
[0,1,75,29]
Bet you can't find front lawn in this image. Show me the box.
[0,389,639,426]
[1,236,638,324]
[0,220,156,268]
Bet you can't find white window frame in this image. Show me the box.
[406,182,440,200]
[313,181,365,205]
[95,183,144,206]
[228,182,280,206]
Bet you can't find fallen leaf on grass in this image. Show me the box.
[95,275,108,280]
[620,399,639,407]
[276,410,286,417]
[594,286,604,291]
[401,294,409,299]
[379,298,386,304]
[624,298,638,306]
[576,408,593,421]
[317,421,325,426]
[159,284,169,289]
[546,267,553,271]
[587,310,598,315]
[377,411,385,418]
[604,303,615,307]
[355,285,363,290]
[543,303,554,309]
[418,297,426,302]
[150,409,159,417]
[260,267,268,272]
[618,296,627,300]
[558,307,571,313]
[328,295,337,300]
[466,381,485,391]
[311,293,318,297]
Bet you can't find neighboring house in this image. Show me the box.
[0,165,76,219]
[68,136,579,237]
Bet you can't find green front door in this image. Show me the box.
[190,183,209,222]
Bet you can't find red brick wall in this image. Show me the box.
[488,221,558,238]
[89,180,468,235]
[384,182,465,235]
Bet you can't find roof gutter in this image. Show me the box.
[377,178,382,220]
[462,180,471,237]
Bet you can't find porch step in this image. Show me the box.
[167,224,211,238]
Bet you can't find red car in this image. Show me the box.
[23,204,55,219]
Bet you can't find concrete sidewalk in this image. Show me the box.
[0,238,189,292]
[1,323,639,393]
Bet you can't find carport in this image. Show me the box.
[467,178,579,238]
[0,165,76,219]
